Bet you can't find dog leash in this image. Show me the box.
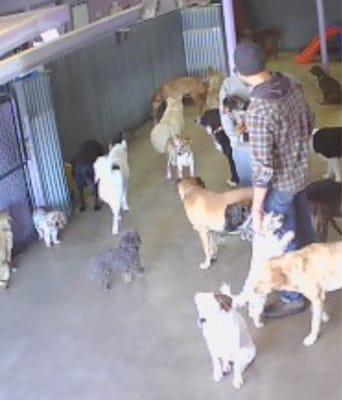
[212,126,225,135]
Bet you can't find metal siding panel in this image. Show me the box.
[14,73,72,217]
[182,6,227,77]
[183,28,227,77]
[48,11,187,161]
[181,5,222,30]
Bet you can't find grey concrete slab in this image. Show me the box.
[0,55,340,400]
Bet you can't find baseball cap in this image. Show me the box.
[234,42,266,76]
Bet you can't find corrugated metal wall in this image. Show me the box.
[182,5,227,77]
[48,11,187,161]
[0,95,35,252]
[13,72,72,217]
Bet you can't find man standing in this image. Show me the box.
[234,42,317,318]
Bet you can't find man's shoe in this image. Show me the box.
[263,297,307,319]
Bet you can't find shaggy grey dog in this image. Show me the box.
[89,230,144,289]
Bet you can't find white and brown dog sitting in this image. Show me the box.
[166,135,195,180]
[0,211,13,288]
[94,134,129,235]
[194,290,256,389]
[33,208,67,248]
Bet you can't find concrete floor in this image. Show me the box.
[0,55,341,400]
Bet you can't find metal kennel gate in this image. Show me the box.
[0,93,35,252]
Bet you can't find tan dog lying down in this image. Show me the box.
[177,177,253,270]
[255,241,342,346]
[152,76,207,119]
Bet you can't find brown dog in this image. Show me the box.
[152,77,207,120]
[310,66,342,105]
[177,177,253,269]
[255,241,342,346]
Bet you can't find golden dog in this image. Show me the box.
[255,241,342,346]
[152,76,207,119]
[204,68,226,110]
[177,177,253,269]
[0,211,13,288]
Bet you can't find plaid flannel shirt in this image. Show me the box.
[246,77,315,193]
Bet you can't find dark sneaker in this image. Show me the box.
[263,297,307,319]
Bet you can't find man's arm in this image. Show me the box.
[246,108,274,231]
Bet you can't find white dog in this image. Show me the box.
[150,97,184,153]
[194,291,256,389]
[165,135,195,179]
[224,213,294,328]
[0,211,13,287]
[94,139,129,235]
[33,208,67,247]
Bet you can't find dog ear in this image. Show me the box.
[214,294,232,312]
[195,177,205,188]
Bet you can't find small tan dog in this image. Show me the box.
[255,241,342,346]
[177,177,252,269]
[166,135,195,180]
[150,97,184,154]
[0,211,13,288]
[152,76,207,119]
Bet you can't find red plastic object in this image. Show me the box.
[295,26,342,64]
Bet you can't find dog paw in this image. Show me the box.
[0,281,8,289]
[303,334,318,346]
[322,311,330,323]
[122,205,130,212]
[213,371,223,382]
[232,376,244,389]
[254,319,264,328]
[54,240,61,245]
[199,262,210,270]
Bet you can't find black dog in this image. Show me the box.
[222,95,250,113]
[310,66,342,105]
[306,179,342,242]
[199,109,239,185]
[313,127,342,158]
[73,140,105,212]
[312,127,342,182]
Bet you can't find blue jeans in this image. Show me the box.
[263,188,317,303]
